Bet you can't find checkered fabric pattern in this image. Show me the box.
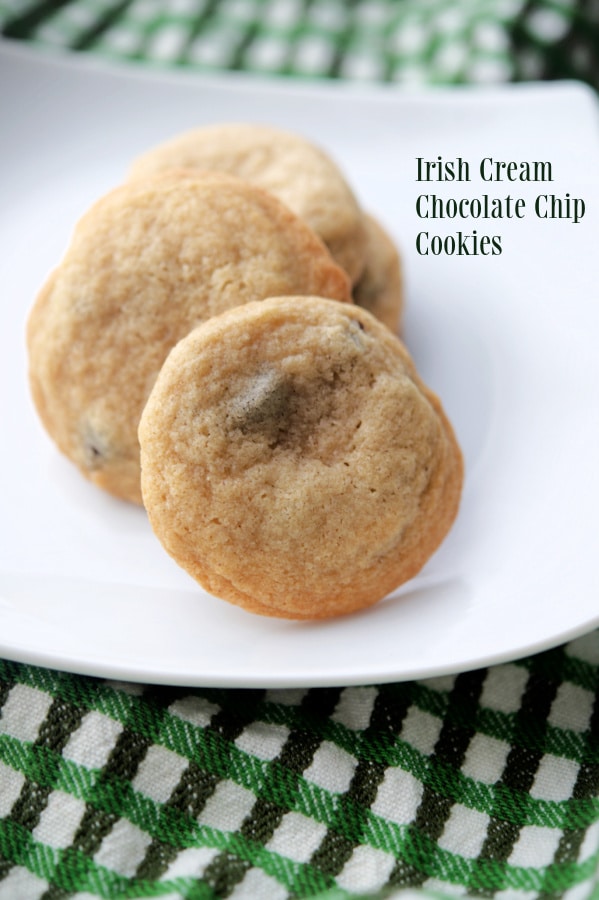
[1,2,599,898]
[1,631,599,900]
[0,0,597,88]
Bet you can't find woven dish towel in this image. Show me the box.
[1,1,599,898]
[0,0,597,88]
[0,634,598,900]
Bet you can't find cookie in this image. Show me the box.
[128,123,368,284]
[353,213,404,334]
[27,170,351,504]
[139,296,463,620]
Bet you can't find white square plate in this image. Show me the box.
[1,41,598,686]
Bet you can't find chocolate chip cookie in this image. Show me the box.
[27,170,351,504]
[139,296,463,619]
[128,122,367,284]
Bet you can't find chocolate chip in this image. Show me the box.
[229,369,292,439]
[82,423,109,470]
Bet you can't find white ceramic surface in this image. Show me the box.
[1,41,598,686]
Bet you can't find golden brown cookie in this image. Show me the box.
[27,170,351,504]
[353,213,404,334]
[128,123,368,284]
[139,296,463,620]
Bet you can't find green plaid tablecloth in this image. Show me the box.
[0,0,598,87]
[1,638,599,900]
[1,2,599,899]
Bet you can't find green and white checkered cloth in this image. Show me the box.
[1,634,599,900]
[1,2,599,898]
[0,0,598,87]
